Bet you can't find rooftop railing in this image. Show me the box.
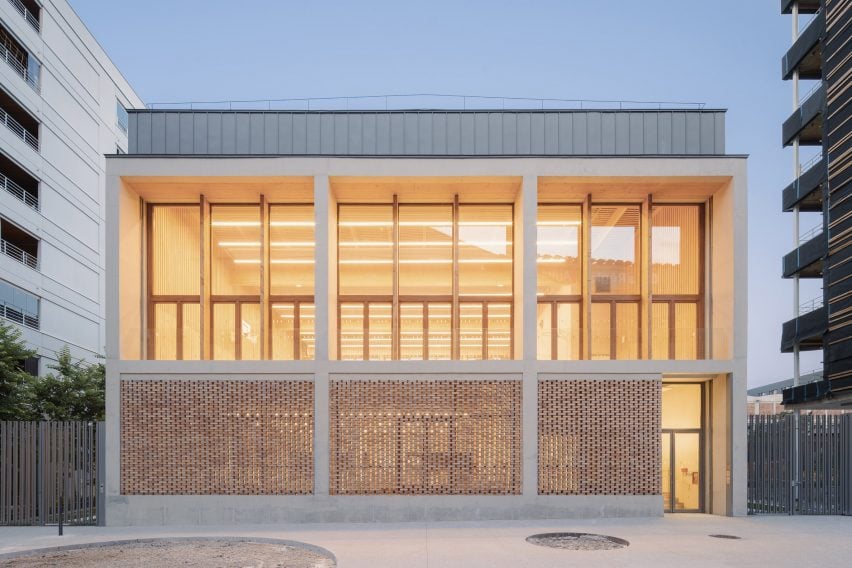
[145,93,708,112]
[0,42,39,92]
[1,238,38,270]
[0,171,38,210]
[6,0,39,32]
[0,106,38,151]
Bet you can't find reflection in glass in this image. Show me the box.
[591,206,640,294]
[458,205,513,297]
[537,205,581,295]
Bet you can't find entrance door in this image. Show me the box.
[661,430,702,512]
[661,383,704,512]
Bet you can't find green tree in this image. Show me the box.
[30,348,105,421]
[0,321,37,420]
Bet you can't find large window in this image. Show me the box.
[536,202,704,361]
[651,205,703,359]
[337,201,513,360]
[147,202,314,360]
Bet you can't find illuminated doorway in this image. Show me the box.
[661,383,703,512]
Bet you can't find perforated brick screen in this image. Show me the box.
[121,379,314,495]
[538,378,661,495]
[330,379,522,495]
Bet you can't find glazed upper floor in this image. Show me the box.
[105,154,747,367]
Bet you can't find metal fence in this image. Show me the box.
[748,413,852,515]
[0,422,102,526]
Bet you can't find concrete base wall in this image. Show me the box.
[105,495,662,526]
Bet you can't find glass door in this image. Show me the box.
[661,383,704,513]
[661,430,702,512]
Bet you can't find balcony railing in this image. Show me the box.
[1,237,38,269]
[795,152,823,180]
[0,171,38,210]
[7,0,39,32]
[0,105,38,150]
[799,221,823,243]
[0,42,39,92]
[799,294,823,316]
[798,81,822,108]
[0,302,38,329]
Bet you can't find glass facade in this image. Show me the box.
[144,197,704,362]
[147,203,315,360]
[537,203,704,360]
[337,202,513,360]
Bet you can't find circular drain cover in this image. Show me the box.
[526,533,629,550]
[709,534,742,540]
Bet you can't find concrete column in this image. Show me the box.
[314,175,330,496]
[521,174,538,496]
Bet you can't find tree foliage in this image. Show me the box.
[31,348,105,421]
[0,321,105,421]
[0,321,37,420]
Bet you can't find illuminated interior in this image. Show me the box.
[537,203,704,360]
[337,201,513,360]
[147,202,315,360]
[662,383,703,511]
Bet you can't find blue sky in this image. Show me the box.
[69,0,817,386]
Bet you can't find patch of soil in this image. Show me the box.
[2,539,335,568]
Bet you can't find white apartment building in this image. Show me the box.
[0,0,143,372]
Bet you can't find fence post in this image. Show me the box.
[97,422,105,526]
[37,422,44,526]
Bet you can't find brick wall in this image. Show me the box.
[329,379,522,495]
[538,378,661,495]
[121,379,314,495]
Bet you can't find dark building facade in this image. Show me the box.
[782,0,852,404]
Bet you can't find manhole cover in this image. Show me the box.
[709,534,742,540]
[526,533,629,550]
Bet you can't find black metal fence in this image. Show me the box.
[748,414,852,515]
[0,421,102,526]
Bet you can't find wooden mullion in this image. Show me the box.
[643,194,652,359]
[392,195,400,360]
[422,302,429,360]
[582,194,591,360]
[201,196,211,359]
[452,194,460,360]
[483,302,489,360]
[294,301,301,361]
[362,302,369,361]
[176,301,184,361]
[261,194,269,359]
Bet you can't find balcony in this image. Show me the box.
[6,0,41,33]
[0,88,38,150]
[782,83,824,146]
[782,225,825,278]
[0,218,38,270]
[0,23,39,91]
[781,297,825,353]
[782,9,824,80]
[782,153,825,212]
[781,0,821,14]
[0,152,38,209]
[0,279,38,329]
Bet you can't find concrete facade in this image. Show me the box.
[105,143,747,524]
[0,0,143,369]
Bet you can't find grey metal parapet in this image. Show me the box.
[127,109,726,157]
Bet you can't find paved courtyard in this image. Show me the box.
[1,514,850,567]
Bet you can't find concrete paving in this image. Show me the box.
[1,514,850,567]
